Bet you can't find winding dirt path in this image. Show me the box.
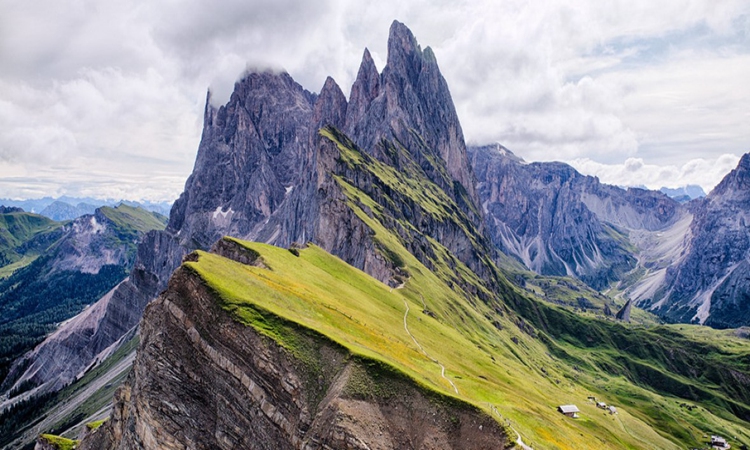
[402,300,459,394]
[488,404,533,450]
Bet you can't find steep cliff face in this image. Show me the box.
[653,153,750,327]
[168,72,316,250]
[470,144,681,290]
[80,249,508,450]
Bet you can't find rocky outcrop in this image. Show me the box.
[615,299,633,322]
[469,144,682,290]
[34,436,63,450]
[652,153,750,327]
[79,254,508,450]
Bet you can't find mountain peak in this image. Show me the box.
[386,20,424,84]
[314,76,347,128]
[711,152,750,198]
[738,152,750,171]
[388,20,420,56]
[345,49,380,132]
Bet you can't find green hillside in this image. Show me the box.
[99,204,167,235]
[0,211,59,249]
[0,211,61,274]
[187,234,750,449]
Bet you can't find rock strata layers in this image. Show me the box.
[79,256,507,450]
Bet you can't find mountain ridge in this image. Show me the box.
[469,143,750,329]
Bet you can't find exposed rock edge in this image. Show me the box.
[80,248,509,450]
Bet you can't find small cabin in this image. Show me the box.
[558,404,580,418]
[711,435,730,449]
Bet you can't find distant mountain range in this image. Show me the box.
[659,185,706,202]
[471,145,750,328]
[0,196,173,220]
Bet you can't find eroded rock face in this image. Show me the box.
[655,153,750,327]
[168,72,316,250]
[50,209,132,274]
[79,262,508,450]
[469,144,682,290]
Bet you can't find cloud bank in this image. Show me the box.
[569,154,741,194]
[0,0,748,200]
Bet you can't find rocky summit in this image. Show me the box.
[6,20,750,450]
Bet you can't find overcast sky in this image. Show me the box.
[1,0,748,201]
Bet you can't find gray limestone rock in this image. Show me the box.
[655,153,750,327]
[345,21,479,208]
[468,144,678,290]
[616,300,632,322]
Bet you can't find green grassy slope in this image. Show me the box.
[0,211,61,271]
[38,434,78,450]
[99,204,167,235]
[0,211,59,250]
[186,235,750,450]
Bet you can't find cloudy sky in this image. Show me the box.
[1,0,748,201]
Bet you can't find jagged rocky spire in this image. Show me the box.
[345,48,380,132]
[344,20,479,205]
[313,76,347,129]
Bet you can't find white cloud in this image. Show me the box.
[0,69,199,201]
[568,153,741,193]
[0,0,748,201]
